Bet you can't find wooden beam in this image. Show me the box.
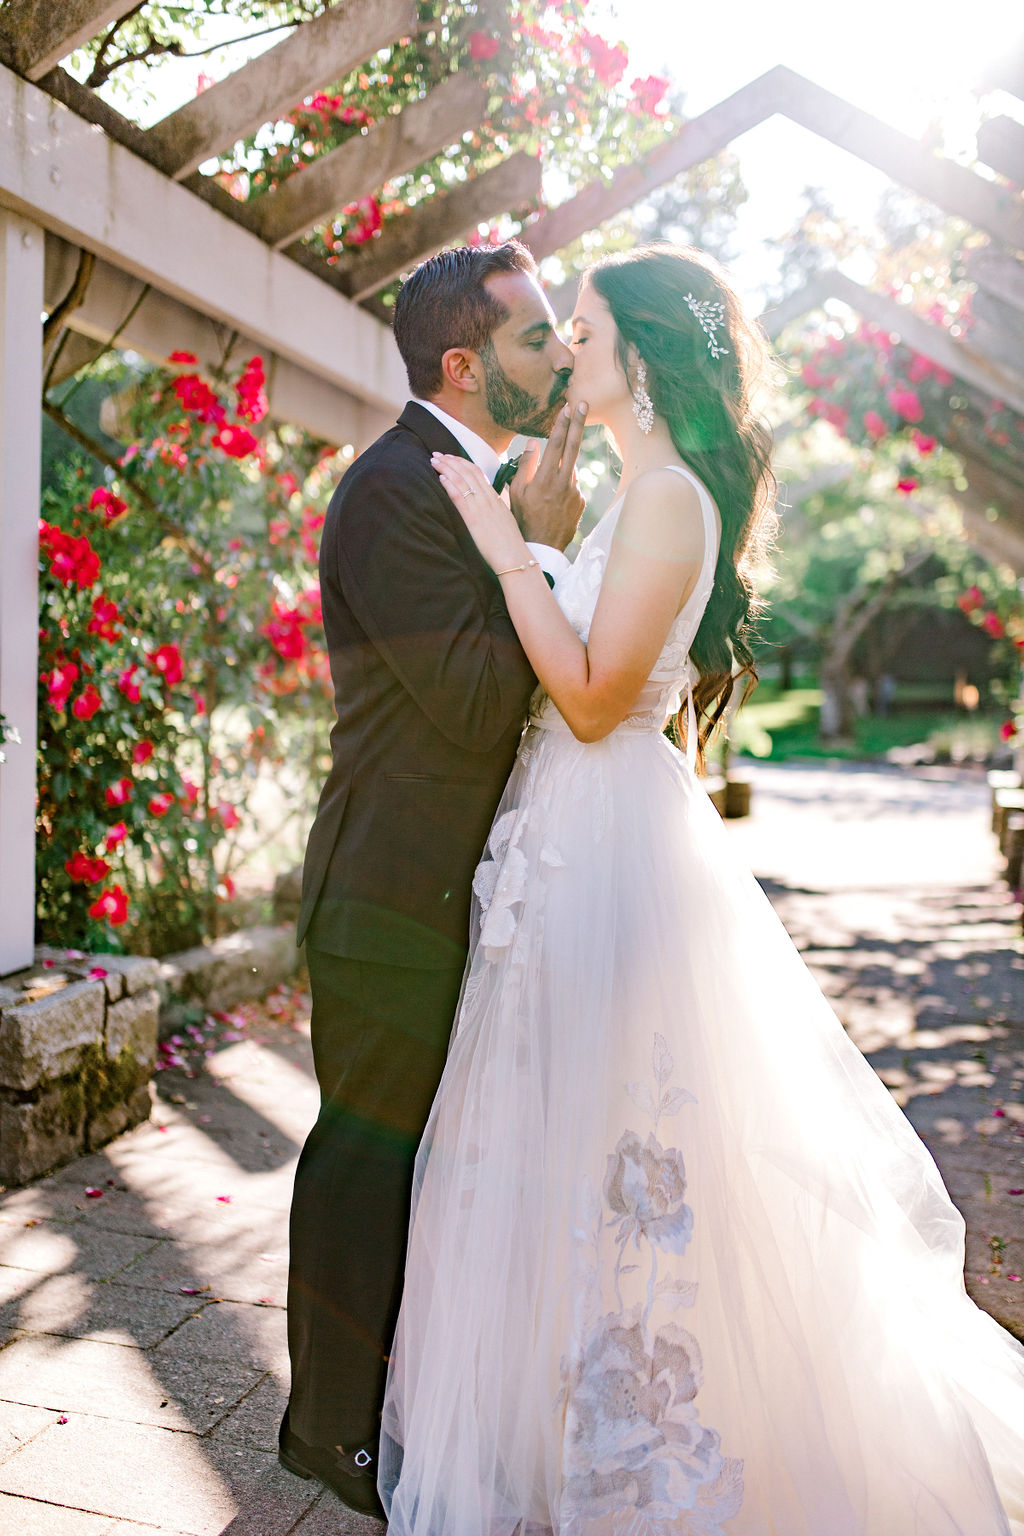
[0,1,139,82]
[524,69,782,261]
[0,64,406,414]
[326,151,542,299]
[36,65,182,166]
[976,116,1024,187]
[763,268,1024,417]
[524,65,1024,262]
[967,247,1024,316]
[145,0,416,180]
[969,292,1024,377]
[242,72,487,248]
[42,235,395,447]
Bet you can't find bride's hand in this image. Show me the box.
[431,454,529,573]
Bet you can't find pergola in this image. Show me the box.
[1,4,1022,974]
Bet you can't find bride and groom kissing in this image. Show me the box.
[279,238,1024,1534]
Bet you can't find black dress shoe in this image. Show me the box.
[278,1410,385,1520]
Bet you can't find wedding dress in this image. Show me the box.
[379,464,1024,1535]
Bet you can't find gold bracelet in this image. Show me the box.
[495,558,539,576]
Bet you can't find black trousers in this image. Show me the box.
[285,943,465,1449]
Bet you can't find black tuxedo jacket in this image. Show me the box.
[298,402,537,968]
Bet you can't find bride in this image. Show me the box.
[378,243,1024,1535]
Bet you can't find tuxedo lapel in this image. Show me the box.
[396,401,474,463]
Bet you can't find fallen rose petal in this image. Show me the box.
[1008,1274,1022,1282]
[84,1187,103,1199]
[216,1194,232,1203]
[57,1414,68,1425]
[1009,1188,1024,1196]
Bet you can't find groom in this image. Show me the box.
[280,239,586,1516]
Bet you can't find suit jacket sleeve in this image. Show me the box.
[332,461,537,753]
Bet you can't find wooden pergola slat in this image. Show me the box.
[241,72,488,249]
[0,0,138,82]
[763,267,1024,419]
[976,116,1024,188]
[0,64,407,412]
[967,248,1024,316]
[525,65,1024,262]
[329,151,542,299]
[144,0,416,180]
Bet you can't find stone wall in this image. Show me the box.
[0,951,159,1186]
[0,924,303,1187]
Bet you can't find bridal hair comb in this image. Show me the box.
[684,292,729,359]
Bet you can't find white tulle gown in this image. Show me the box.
[379,465,1024,1536]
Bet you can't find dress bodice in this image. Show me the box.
[529,464,720,741]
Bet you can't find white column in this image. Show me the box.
[0,211,43,975]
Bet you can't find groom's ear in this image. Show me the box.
[440,347,482,395]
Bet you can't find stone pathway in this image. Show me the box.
[0,760,1021,1533]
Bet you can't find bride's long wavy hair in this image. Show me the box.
[586,244,777,766]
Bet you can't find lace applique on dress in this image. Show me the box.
[558,1035,744,1534]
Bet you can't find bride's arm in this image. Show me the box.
[432,455,705,743]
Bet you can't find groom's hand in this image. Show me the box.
[510,402,587,551]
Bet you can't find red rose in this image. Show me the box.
[887,385,924,424]
[216,801,241,830]
[630,74,669,117]
[104,821,128,851]
[262,605,306,660]
[1001,719,1017,742]
[181,776,201,807]
[106,777,133,807]
[45,660,79,712]
[117,664,142,703]
[235,357,268,424]
[88,884,130,925]
[863,410,887,442]
[133,739,155,765]
[467,30,500,60]
[168,350,198,364]
[211,423,258,458]
[896,477,918,495]
[88,487,127,524]
[72,683,103,720]
[87,595,121,642]
[982,612,1005,638]
[911,429,937,455]
[148,644,185,688]
[65,851,112,884]
[148,791,175,817]
[172,373,226,425]
[580,30,627,86]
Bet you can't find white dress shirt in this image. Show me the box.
[412,399,570,581]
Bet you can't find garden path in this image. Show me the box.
[0,758,1020,1535]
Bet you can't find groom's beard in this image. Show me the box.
[481,344,571,438]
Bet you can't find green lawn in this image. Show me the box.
[726,683,1004,764]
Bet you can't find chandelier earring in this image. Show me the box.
[632,358,655,436]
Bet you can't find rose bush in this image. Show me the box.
[37,350,339,955]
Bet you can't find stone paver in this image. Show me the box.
[0,759,1019,1531]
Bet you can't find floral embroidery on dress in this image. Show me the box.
[558,1035,743,1533]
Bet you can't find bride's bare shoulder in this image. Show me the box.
[614,466,707,564]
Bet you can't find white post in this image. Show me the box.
[0,211,43,975]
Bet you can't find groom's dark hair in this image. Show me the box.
[393,240,538,398]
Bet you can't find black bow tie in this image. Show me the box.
[492,455,521,494]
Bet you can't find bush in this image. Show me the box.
[37,351,339,955]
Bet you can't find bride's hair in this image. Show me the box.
[586,243,777,764]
